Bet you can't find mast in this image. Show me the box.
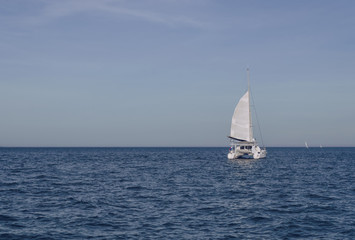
[247,68,253,142]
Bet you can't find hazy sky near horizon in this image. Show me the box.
[1,0,355,147]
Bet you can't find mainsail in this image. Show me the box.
[230,90,253,142]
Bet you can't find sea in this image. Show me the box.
[0,147,354,239]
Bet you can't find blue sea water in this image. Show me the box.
[0,147,354,239]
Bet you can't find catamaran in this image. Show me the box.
[227,69,266,160]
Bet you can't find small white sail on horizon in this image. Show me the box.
[305,141,309,149]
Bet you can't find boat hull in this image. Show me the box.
[228,143,266,160]
[253,149,267,159]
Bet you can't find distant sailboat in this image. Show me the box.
[305,142,309,149]
[227,69,266,160]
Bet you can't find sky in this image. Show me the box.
[1,0,354,147]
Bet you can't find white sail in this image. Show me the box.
[230,91,253,142]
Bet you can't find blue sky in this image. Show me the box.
[1,0,354,147]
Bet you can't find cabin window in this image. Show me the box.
[241,146,244,149]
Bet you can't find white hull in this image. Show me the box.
[228,143,266,160]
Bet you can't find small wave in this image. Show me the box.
[306,193,338,201]
[249,215,272,223]
[126,186,145,191]
[0,214,17,222]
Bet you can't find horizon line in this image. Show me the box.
[0,146,354,148]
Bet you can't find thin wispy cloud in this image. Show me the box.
[15,0,210,29]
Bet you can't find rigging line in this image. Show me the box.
[250,88,266,149]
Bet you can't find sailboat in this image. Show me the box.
[305,142,309,149]
[227,69,266,160]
